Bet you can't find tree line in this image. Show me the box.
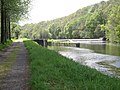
[15,0,120,43]
[0,0,31,44]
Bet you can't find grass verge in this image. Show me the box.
[24,40,120,90]
[0,40,12,51]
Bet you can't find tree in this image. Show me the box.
[0,0,31,43]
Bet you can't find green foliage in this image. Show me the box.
[0,0,31,44]
[11,23,22,39]
[115,25,120,42]
[24,40,120,90]
[105,1,120,43]
[21,0,120,43]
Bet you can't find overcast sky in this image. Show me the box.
[20,0,109,25]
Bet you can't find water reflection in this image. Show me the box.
[80,43,120,56]
[48,42,120,77]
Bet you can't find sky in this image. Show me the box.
[20,0,109,25]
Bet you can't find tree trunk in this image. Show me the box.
[5,12,10,40]
[8,16,11,40]
[1,0,5,44]
[4,10,7,42]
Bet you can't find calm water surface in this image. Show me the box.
[48,42,120,77]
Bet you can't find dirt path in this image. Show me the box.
[0,42,29,90]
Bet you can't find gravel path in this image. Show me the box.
[0,42,29,90]
[0,43,15,63]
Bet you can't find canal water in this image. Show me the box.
[48,42,120,77]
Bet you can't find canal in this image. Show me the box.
[48,41,120,78]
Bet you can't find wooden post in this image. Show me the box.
[34,39,48,47]
[76,43,80,47]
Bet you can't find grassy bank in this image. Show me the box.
[24,40,120,90]
[0,40,12,51]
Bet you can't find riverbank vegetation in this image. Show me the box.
[24,40,120,90]
[20,0,120,43]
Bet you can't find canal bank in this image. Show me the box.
[24,40,120,90]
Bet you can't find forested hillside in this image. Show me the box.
[19,0,120,43]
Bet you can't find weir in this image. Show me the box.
[33,38,105,48]
[34,39,48,47]
[51,38,105,47]
[53,38,105,43]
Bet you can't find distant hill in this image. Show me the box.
[20,0,120,43]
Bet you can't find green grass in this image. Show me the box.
[0,40,12,51]
[24,40,120,90]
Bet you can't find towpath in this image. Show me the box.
[0,41,29,90]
